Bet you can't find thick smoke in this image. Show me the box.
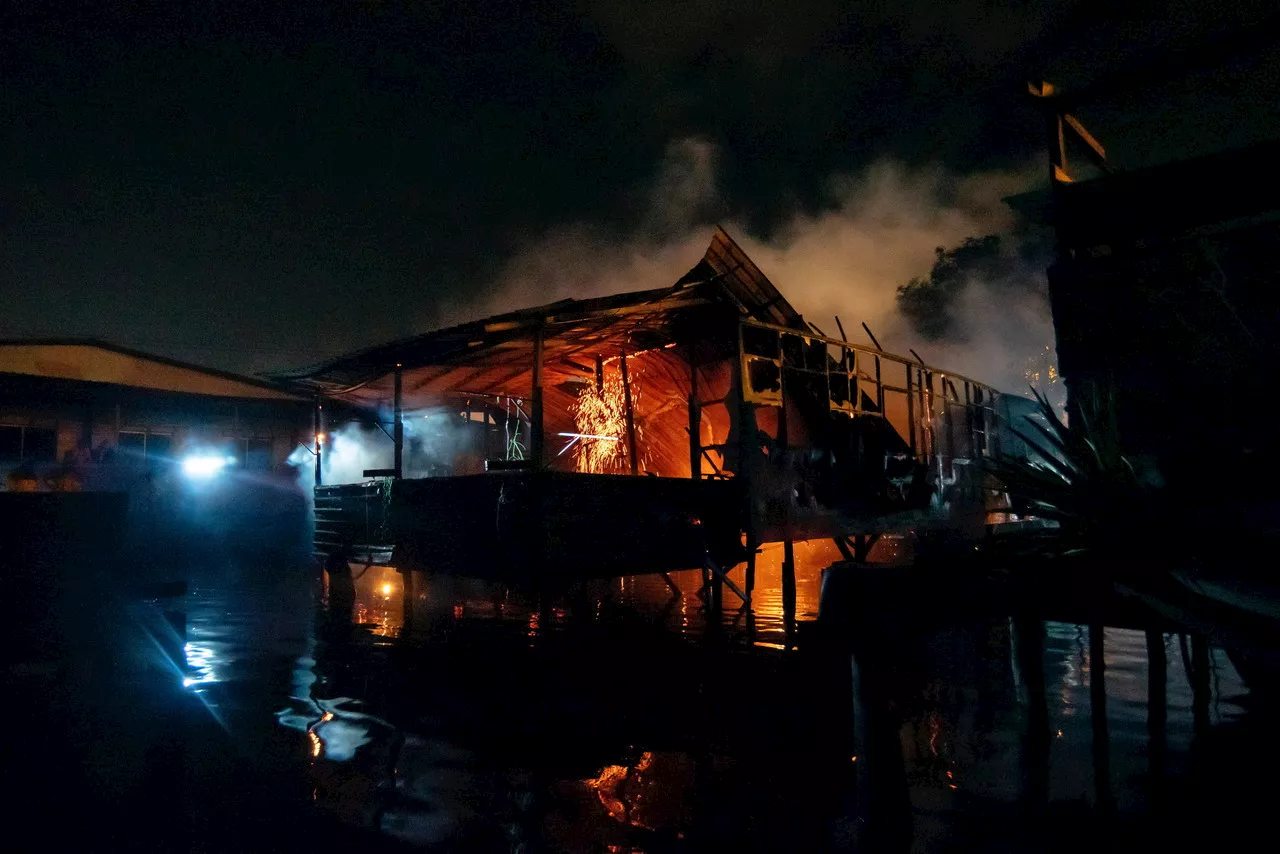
[455,137,1056,397]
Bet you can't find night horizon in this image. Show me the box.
[4,2,1276,378]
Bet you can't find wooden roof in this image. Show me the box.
[275,228,804,408]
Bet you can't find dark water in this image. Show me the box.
[7,544,1272,852]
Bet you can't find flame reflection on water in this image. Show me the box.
[165,545,1257,850]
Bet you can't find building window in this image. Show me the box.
[0,425,57,462]
[230,437,275,470]
[117,430,173,462]
[0,426,20,461]
[147,433,173,460]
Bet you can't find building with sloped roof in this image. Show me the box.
[275,228,1012,585]
[1,338,312,475]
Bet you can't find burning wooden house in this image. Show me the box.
[277,228,1011,588]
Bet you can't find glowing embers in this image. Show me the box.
[568,362,640,474]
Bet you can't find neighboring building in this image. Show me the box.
[1037,139,1280,492]
[0,339,315,554]
[0,339,312,475]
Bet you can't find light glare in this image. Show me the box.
[182,455,230,478]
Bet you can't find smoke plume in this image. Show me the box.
[452,137,1056,396]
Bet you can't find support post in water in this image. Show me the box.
[782,538,797,619]
[531,323,545,467]
[778,360,796,619]
[393,363,404,479]
[313,395,324,486]
[620,349,638,475]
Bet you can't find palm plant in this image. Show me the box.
[985,385,1158,556]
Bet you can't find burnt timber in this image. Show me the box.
[276,228,1015,583]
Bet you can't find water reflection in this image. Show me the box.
[129,549,1259,852]
[181,641,217,688]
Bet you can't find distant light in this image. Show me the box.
[182,455,230,478]
[316,433,326,445]
[380,583,393,597]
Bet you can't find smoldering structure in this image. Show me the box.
[276,228,1017,586]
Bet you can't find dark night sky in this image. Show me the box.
[2,1,1276,374]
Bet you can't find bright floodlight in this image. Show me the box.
[181,455,230,478]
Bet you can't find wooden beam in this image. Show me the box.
[1063,112,1107,167]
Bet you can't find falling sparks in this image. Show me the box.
[569,363,641,474]
[1024,344,1060,390]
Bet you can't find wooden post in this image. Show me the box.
[393,364,404,479]
[776,331,796,619]
[922,370,933,461]
[782,538,796,620]
[313,396,323,486]
[688,351,701,479]
[620,350,638,475]
[905,365,917,458]
[734,320,762,596]
[531,324,545,468]
[874,354,883,413]
[942,377,957,480]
